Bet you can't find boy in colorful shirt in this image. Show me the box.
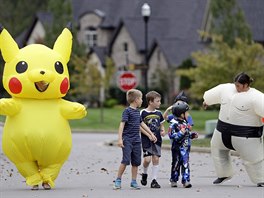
[140,91,165,188]
[168,101,198,188]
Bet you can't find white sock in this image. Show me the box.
[151,165,159,180]
[143,166,148,174]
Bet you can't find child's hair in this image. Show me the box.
[234,72,254,85]
[174,91,188,103]
[146,91,161,104]
[126,89,142,104]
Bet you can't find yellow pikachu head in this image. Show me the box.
[0,25,72,99]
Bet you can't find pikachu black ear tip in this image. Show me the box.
[66,22,72,32]
[0,24,4,33]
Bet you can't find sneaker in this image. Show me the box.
[170,181,178,187]
[213,177,232,184]
[257,182,264,187]
[130,181,140,190]
[141,173,148,186]
[42,183,51,190]
[113,178,121,190]
[183,181,192,188]
[150,179,161,188]
[31,185,39,190]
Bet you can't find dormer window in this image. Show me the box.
[85,27,97,48]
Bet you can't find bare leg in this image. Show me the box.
[131,166,138,180]
[117,163,126,179]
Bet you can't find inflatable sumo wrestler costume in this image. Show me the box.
[203,72,264,187]
[0,24,87,190]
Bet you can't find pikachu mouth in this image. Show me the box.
[35,81,49,92]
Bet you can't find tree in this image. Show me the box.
[177,0,263,100]
[44,0,72,48]
[0,0,48,98]
[0,0,48,37]
[178,34,264,99]
[103,57,116,97]
[209,0,252,47]
[177,58,195,90]
[150,66,173,104]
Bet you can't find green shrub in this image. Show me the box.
[104,98,118,108]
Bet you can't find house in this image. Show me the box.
[17,0,264,103]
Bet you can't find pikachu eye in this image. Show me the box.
[16,61,28,73]
[55,61,64,74]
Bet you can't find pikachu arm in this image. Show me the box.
[0,98,21,116]
[60,99,87,120]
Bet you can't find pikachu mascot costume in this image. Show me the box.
[0,24,87,189]
[203,83,264,186]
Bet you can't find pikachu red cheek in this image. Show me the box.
[9,77,22,94]
[60,77,69,94]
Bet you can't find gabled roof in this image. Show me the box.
[238,0,264,42]
[109,17,168,54]
[124,17,169,52]
[15,29,29,48]
[15,11,53,48]
[107,0,208,66]
[157,38,205,67]
[89,46,108,66]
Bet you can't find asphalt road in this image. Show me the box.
[0,126,263,198]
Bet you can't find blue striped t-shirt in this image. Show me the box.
[121,106,142,143]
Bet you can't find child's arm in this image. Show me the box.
[140,126,156,141]
[185,112,194,127]
[160,123,166,137]
[140,122,157,143]
[117,122,125,148]
[163,105,173,120]
[168,124,186,142]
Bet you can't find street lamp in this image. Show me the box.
[141,3,151,92]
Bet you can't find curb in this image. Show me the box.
[105,140,211,153]
[105,140,239,156]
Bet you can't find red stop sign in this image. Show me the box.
[118,71,137,92]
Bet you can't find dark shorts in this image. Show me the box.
[121,140,142,166]
[143,143,161,157]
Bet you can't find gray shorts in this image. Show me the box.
[143,143,161,157]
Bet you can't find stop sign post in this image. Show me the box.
[118,71,138,92]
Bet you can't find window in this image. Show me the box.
[85,27,97,48]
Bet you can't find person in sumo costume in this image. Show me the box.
[0,24,87,190]
[203,72,264,187]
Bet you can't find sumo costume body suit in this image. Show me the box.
[203,83,264,184]
[168,118,196,184]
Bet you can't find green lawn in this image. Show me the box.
[69,106,218,134]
